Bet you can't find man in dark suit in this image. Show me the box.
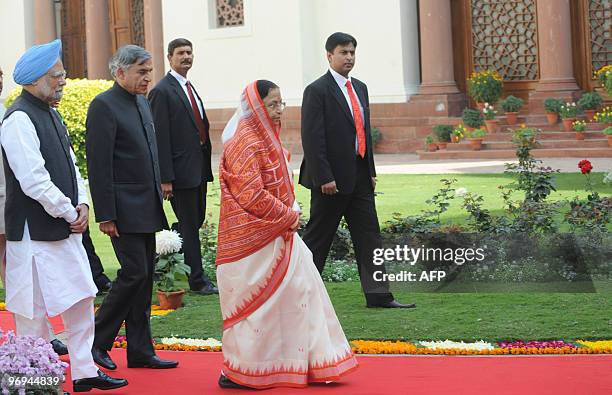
[86,45,178,370]
[300,32,415,309]
[148,38,217,295]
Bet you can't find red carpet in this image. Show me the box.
[0,310,65,333]
[57,349,611,395]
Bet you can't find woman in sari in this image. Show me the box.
[216,80,358,389]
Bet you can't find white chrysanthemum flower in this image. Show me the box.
[418,340,494,350]
[455,187,468,197]
[161,337,222,347]
[156,230,182,255]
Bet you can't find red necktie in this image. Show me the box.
[345,80,366,158]
[185,81,208,144]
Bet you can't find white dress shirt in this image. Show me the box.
[329,68,363,154]
[170,68,204,118]
[0,110,97,318]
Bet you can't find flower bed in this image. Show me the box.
[107,335,612,355]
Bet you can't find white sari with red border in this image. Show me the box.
[216,81,357,389]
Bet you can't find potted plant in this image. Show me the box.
[512,125,539,147]
[572,120,587,140]
[462,108,484,131]
[425,135,437,152]
[594,106,612,127]
[0,330,67,394]
[482,103,499,133]
[467,70,504,108]
[595,65,612,96]
[544,98,562,125]
[500,96,524,125]
[467,128,487,151]
[155,229,191,310]
[433,124,452,149]
[577,92,603,122]
[451,124,466,143]
[559,102,578,131]
[603,126,612,147]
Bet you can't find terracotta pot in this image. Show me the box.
[468,138,483,151]
[484,119,499,134]
[156,289,185,310]
[437,142,448,150]
[583,109,596,122]
[562,118,575,132]
[451,135,460,143]
[607,135,612,147]
[427,143,438,152]
[575,131,585,140]
[545,112,558,125]
[505,112,518,125]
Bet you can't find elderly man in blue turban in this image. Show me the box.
[1,39,128,393]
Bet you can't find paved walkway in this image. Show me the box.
[212,154,612,175]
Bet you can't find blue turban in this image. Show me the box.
[13,39,62,85]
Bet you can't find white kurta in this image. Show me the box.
[0,110,97,319]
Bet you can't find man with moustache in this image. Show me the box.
[148,38,217,295]
[1,39,127,392]
[300,32,415,309]
[0,65,72,358]
[86,45,178,370]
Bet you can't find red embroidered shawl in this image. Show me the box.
[216,82,297,265]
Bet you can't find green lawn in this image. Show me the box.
[147,282,612,342]
[2,172,611,342]
[89,172,611,271]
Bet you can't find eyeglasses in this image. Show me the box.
[266,101,286,111]
[47,70,67,80]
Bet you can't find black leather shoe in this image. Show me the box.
[73,369,128,392]
[127,355,178,369]
[218,374,250,389]
[367,300,417,309]
[91,347,117,370]
[190,283,219,295]
[51,339,68,356]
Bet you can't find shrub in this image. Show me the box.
[371,127,382,146]
[577,92,603,110]
[466,70,504,103]
[572,120,586,132]
[469,128,487,139]
[452,124,466,139]
[595,65,612,96]
[500,96,524,113]
[432,124,453,142]
[594,106,612,123]
[544,98,562,114]
[559,102,578,119]
[462,108,484,128]
[425,135,435,144]
[603,126,612,135]
[482,103,497,120]
[4,78,114,178]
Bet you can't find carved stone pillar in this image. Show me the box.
[85,0,112,79]
[410,0,465,116]
[144,0,164,85]
[33,0,57,44]
[529,0,580,112]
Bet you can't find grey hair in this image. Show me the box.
[108,45,152,78]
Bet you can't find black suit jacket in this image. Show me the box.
[85,83,168,233]
[299,71,376,194]
[148,72,213,190]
